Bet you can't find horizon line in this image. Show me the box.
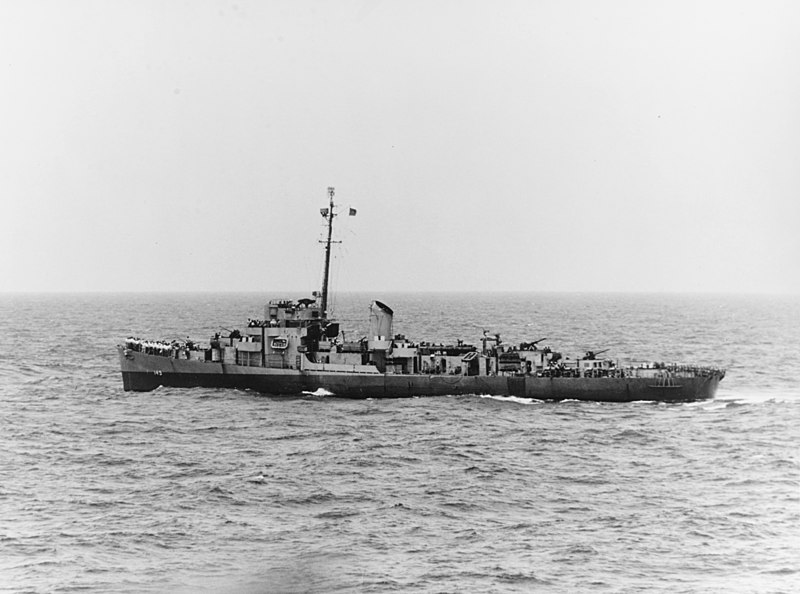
[1,288,797,297]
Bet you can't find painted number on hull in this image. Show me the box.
[153,370,163,376]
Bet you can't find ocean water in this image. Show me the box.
[1,292,798,593]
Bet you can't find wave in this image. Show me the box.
[496,572,553,585]
[723,392,800,405]
[314,509,361,519]
[3,292,799,594]
[681,394,800,412]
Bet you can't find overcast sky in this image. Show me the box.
[1,0,798,294]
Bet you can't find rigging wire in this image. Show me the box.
[329,207,359,317]
[315,216,327,301]
[312,188,358,318]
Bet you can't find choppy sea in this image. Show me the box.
[1,292,798,593]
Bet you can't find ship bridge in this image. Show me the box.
[263,298,324,328]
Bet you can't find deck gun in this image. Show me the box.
[520,338,547,350]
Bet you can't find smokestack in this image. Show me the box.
[369,301,394,340]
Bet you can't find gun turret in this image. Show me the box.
[583,349,610,360]
[520,338,547,350]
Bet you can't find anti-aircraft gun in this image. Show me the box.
[520,337,547,350]
[580,348,616,377]
[582,349,610,360]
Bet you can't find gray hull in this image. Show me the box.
[119,348,722,402]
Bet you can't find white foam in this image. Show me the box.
[678,393,800,411]
[728,392,799,405]
[302,388,336,397]
[682,400,712,408]
[478,394,543,405]
[693,401,730,411]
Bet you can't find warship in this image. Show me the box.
[119,188,725,401]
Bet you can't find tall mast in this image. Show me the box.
[320,186,336,317]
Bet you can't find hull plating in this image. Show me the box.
[119,348,721,402]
